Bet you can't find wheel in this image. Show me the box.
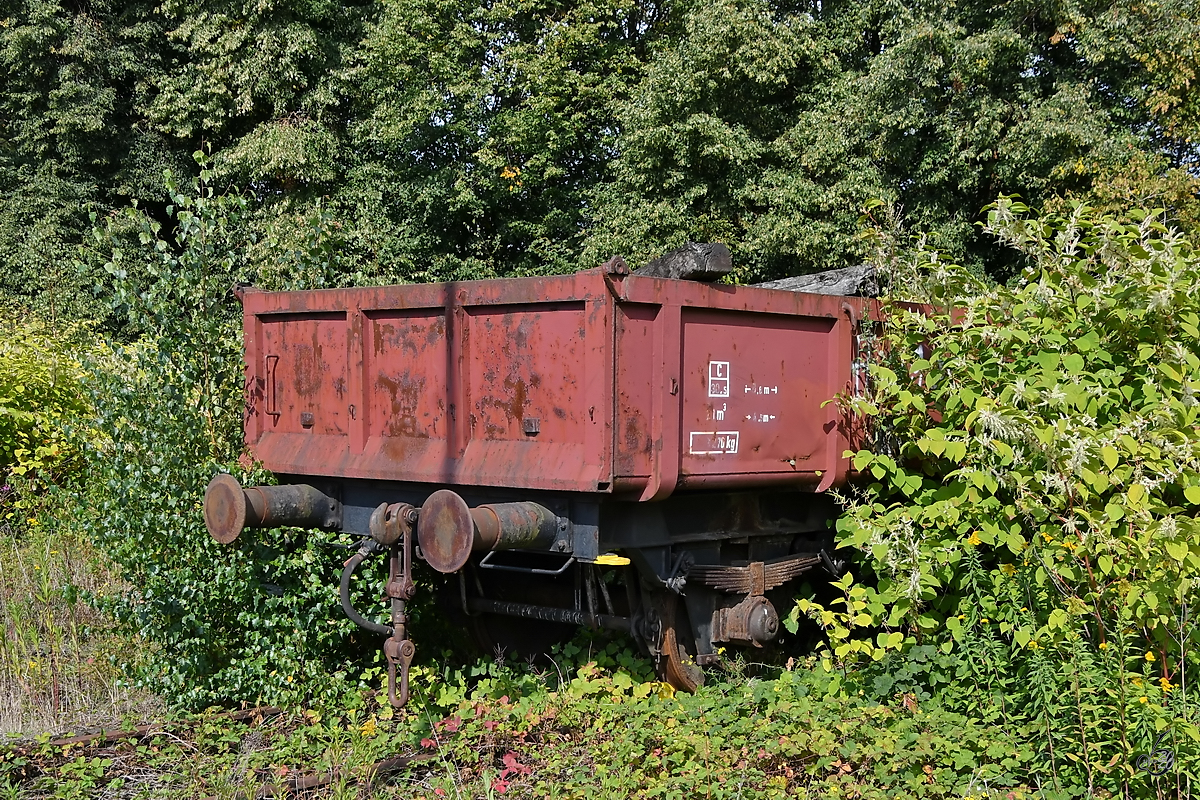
[650,590,705,693]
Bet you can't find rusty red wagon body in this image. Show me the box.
[205,258,879,704]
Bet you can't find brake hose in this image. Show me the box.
[340,545,394,636]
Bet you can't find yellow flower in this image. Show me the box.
[999,563,1016,576]
[982,618,990,624]
[1139,696,1148,703]
[1160,678,1172,693]
[967,532,982,546]
[1099,642,1108,650]
[1145,651,1156,661]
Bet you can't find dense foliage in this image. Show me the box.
[790,199,1200,794]
[2,0,1199,793]
[0,320,86,488]
[3,0,1199,321]
[67,162,393,708]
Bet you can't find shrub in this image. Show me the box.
[72,158,386,708]
[0,318,88,488]
[792,199,1200,794]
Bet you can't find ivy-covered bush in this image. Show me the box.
[794,200,1200,794]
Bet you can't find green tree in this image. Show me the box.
[330,0,666,280]
[0,0,178,321]
[588,0,1200,282]
[6,0,1198,314]
[0,0,375,322]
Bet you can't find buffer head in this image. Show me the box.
[204,473,246,544]
[417,489,473,573]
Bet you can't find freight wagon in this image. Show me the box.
[204,253,880,706]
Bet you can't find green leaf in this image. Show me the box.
[944,441,968,462]
[1101,446,1118,470]
[1165,541,1187,562]
[1035,352,1061,371]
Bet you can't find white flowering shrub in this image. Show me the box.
[792,199,1200,792]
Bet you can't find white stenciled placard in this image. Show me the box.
[689,431,739,455]
[708,361,730,397]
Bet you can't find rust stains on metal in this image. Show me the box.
[203,473,246,544]
[292,336,324,397]
[376,373,429,438]
[417,489,474,573]
[203,474,343,543]
[239,269,880,496]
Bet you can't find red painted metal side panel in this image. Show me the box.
[243,274,615,493]
[606,275,865,495]
[241,268,870,496]
[613,304,656,480]
[678,309,835,479]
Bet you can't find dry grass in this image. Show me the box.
[0,514,162,739]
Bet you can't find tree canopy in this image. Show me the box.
[2,0,1197,318]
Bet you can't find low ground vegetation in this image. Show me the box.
[4,645,1047,799]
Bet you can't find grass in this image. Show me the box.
[0,508,161,739]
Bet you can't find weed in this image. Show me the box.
[0,510,159,736]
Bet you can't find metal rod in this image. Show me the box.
[458,571,480,617]
[584,566,599,628]
[478,551,575,576]
[466,597,632,632]
[596,566,616,617]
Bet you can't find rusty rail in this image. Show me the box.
[3,705,283,758]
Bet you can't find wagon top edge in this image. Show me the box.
[238,265,886,322]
